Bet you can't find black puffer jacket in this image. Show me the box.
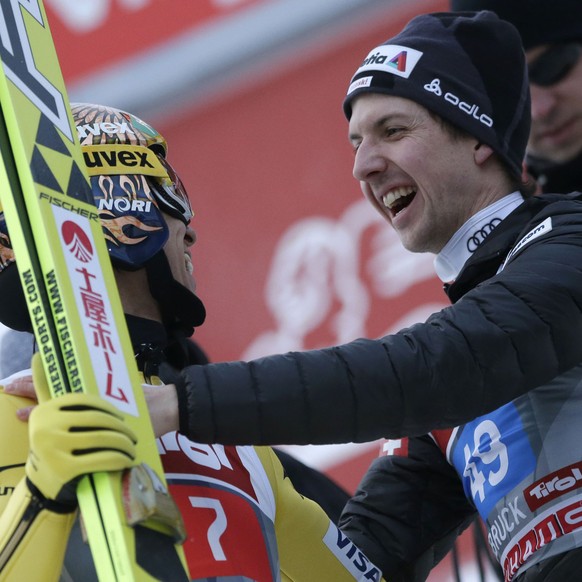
[176,193,582,446]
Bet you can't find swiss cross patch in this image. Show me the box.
[379,438,409,457]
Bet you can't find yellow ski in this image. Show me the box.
[0,1,189,579]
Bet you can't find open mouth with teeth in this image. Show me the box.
[184,252,193,274]
[382,186,417,217]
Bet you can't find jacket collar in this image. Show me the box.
[445,195,559,303]
[434,193,524,283]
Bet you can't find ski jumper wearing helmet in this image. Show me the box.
[0,103,205,336]
[0,104,382,581]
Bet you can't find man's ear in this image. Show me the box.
[473,142,495,166]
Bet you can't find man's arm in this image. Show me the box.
[339,435,476,579]
[0,355,137,580]
[0,386,76,581]
[255,446,385,581]
[273,448,350,525]
[0,479,77,581]
[167,210,582,446]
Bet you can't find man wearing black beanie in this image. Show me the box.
[451,0,582,194]
[80,11,582,581]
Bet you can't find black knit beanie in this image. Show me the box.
[343,11,531,178]
[450,0,582,49]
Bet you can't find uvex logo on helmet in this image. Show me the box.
[83,149,156,171]
[77,121,135,139]
[82,145,169,180]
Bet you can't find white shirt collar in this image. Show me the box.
[434,192,524,283]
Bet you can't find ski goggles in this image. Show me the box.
[82,144,194,225]
[528,42,582,87]
[152,154,194,225]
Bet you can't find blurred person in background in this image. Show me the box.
[451,0,582,193]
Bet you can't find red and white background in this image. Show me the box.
[11,0,503,579]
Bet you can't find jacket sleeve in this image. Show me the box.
[254,446,385,581]
[0,390,75,581]
[273,448,349,525]
[0,480,76,581]
[177,211,582,445]
[339,435,476,580]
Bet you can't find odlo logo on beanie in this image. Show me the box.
[423,78,493,128]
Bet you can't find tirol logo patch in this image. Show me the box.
[352,44,423,81]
